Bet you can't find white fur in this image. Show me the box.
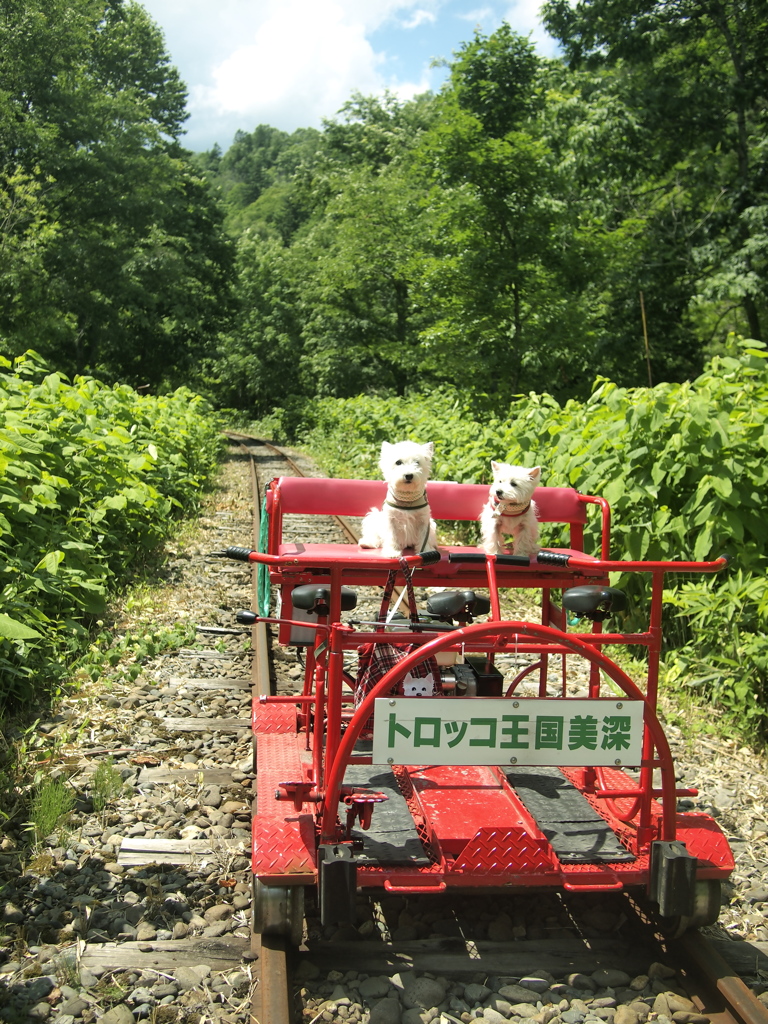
[358,441,438,557]
[479,461,541,557]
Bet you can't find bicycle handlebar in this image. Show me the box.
[215,546,443,568]
[222,546,259,562]
[215,545,728,575]
[536,550,730,573]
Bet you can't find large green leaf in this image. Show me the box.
[0,614,41,640]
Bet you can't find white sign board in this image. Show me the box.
[371,697,644,767]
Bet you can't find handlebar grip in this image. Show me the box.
[419,549,442,565]
[537,550,571,566]
[496,554,533,566]
[236,610,258,625]
[447,552,530,566]
[225,546,256,561]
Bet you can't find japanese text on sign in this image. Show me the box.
[371,698,644,766]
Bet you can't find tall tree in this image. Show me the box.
[196,125,324,242]
[210,237,305,415]
[297,165,432,397]
[543,0,768,345]
[411,26,598,399]
[0,0,234,387]
[215,95,439,410]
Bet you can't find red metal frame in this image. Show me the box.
[247,477,732,899]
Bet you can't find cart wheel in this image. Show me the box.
[662,879,722,938]
[253,878,304,946]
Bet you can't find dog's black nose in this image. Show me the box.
[496,489,504,498]
[404,473,413,482]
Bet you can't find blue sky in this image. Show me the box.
[137,0,560,153]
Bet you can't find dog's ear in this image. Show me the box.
[491,460,501,474]
[380,441,393,457]
[421,442,434,460]
[529,466,541,482]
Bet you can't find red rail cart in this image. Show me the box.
[224,476,732,943]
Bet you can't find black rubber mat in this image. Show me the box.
[504,766,635,863]
[342,765,430,866]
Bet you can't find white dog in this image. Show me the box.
[479,461,541,557]
[358,441,438,557]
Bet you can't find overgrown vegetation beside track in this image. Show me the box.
[0,352,223,708]
[302,338,768,741]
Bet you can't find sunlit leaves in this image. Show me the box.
[0,353,222,705]
[542,0,768,352]
[0,615,41,641]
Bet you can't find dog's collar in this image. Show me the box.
[385,487,429,511]
[491,495,531,518]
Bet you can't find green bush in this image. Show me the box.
[302,337,768,739]
[0,351,223,705]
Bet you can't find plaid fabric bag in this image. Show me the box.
[354,641,440,711]
[353,555,440,730]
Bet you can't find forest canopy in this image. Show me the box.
[1,0,766,418]
[195,1,768,422]
[0,0,235,390]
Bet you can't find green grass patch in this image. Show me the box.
[91,756,125,813]
[25,778,75,847]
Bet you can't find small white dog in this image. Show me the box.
[358,441,438,557]
[480,461,541,557]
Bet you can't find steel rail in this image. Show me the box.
[224,431,363,544]
[252,934,292,1024]
[626,896,768,1024]
[226,435,293,1024]
[674,930,768,1024]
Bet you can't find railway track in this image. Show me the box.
[226,435,768,1024]
[227,433,369,1023]
[4,435,760,1024]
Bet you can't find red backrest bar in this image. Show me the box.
[270,476,590,525]
[272,477,385,518]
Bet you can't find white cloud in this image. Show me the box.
[457,6,495,21]
[386,72,436,105]
[401,9,438,29]
[138,0,558,148]
[185,0,437,138]
[197,3,379,117]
